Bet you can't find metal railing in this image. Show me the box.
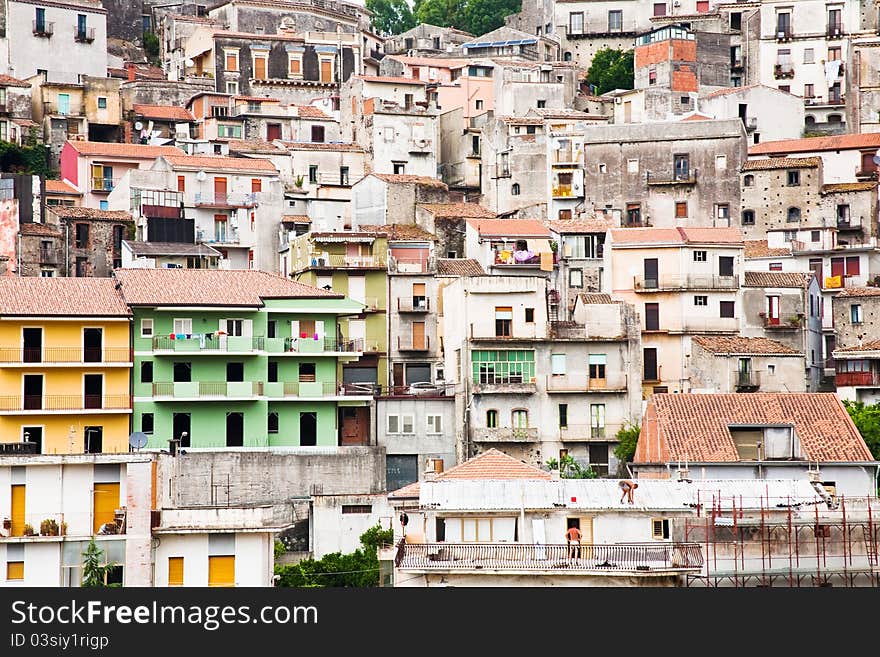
[264,337,363,354]
[634,274,738,291]
[153,336,263,353]
[316,173,351,187]
[826,22,843,37]
[264,381,354,398]
[560,424,622,441]
[646,169,698,185]
[377,383,454,398]
[835,371,878,387]
[0,347,131,364]
[397,336,430,351]
[546,373,627,392]
[304,253,387,268]
[91,177,116,193]
[774,64,795,78]
[388,256,433,273]
[194,192,258,208]
[397,543,704,572]
[0,395,129,412]
[32,21,54,36]
[152,382,262,398]
[74,27,96,43]
[39,246,57,263]
[0,441,40,455]
[398,298,430,312]
[471,427,538,442]
[735,371,761,389]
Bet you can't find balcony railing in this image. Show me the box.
[153,336,263,353]
[264,337,363,355]
[823,275,868,290]
[566,21,640,38]
[493,250,556,267]
[388,255,433,273]
[39,246,57,264]
[775,27,792,41]
[33,21,54,37]
[735,371,761,390]
[471,427,539,442]
[0,395,130,412]
[91,177,117,193]
[634,274,738,292]
[5,511,125,538]
[152,382,262,399]
[409,139,433,153]
[553,149,579,165]
[559,424,622,441]
[646,169,698,185]
[472,371,537,394]
[194,192,258,208]
[546,373,627,393]
[398,336,430,351]
[74,27,96,43]
[398,298,430,312]
[678,317,739,333]
[396,543,704,573]
[760,313,803,330]
[304,253,386,269]
[0,347,131,364]
[826,22,843,38]
[316,173,351,187]
[774,64,794,79]
[377,383,454,398]
[552,184,581,198]
[835,371,879,387]
[263,381,363,398]
[0,441,40,455]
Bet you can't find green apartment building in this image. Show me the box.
[289,228,390,391]
[115,269,370,448]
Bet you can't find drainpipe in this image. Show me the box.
[64,222,69,276]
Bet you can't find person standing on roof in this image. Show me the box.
[619,480,638,504]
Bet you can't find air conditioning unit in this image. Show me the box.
[673,0,680,6]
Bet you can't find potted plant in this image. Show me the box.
[294,174,305,188]
[22,523,35,536]
[61,521,68,536]
[40,518,60,536]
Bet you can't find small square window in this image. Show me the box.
[680,96,690,105]
[141,318,153,337]
[769,262,783,271]
[525,308,535,323]
[693,250,707,262]
[720,301,735,318]
[675,201,688,218]
[787,170,800,186]
[627,159,639,173]
[598,163,607,173]
[537,100,546,108]
[694,296,708,306]
[811,230,820,242]
[768,364,776,375]
[98,97,107,109]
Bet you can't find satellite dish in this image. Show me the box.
[196,170,207,182]
[185,58,194,67]
[134,121,143,131]
[129,431,148,451]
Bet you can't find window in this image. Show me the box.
[141,318,153,338]
[511,183,520,196]
[512,409,528,428]
[252,52,268,80]
[558,403,568,428]
[536,100,546,108]
[75,223,89,248]
[851,304,863,324]
[97,97,107,110]
[694,296,708,306]
[627,159,639,173]
[715,155,727,171]
[142,413,154,434]
[653,3,666,17]
[551,353,566,375]
[173,318,191,335]
[268,412,279,434]
[787,170,800,186]
[569,12,584,33]
[804,48,814,64]
[589,403,606,438]
[804,83,814,98]
[387,415,414,434]
[717,204,730,220]
[719,256,734,277]
[341,505,372,514]
[588,354,606,381]
[393,162,405,175]
[742,210,755,225]
[225,81,239,95]
[319,56,334,83]
[75,257,87,277]
[427,415,442,434]
[173,362,191,383]
[217,124,241,138]
[140,361,153,383]
[225,49,239,72]
[298,362,316,383]
[782,229,797,242]
[811,230,821,243]
[569,269,583,288]
[524,308,535,323]
[828,46,841,61]
[696,0,709,12]
[645,303,660,331]
[267,361,278,383]
[608,10,623,31]
[693,250,707,262]
[495,306,512,337]
[720,301,735,318]
[743,174,754,187]
[486,410,498,428]
[308,165,318,184]
[787,207,801,222]
[475,99,484,110]
[6,560,24,581]
[288,54,302,78]
[769,262,783,272]
[598,163,607,174]
[311,125,325,143]
[652,518,670,540]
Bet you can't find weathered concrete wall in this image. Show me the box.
[102,0,146,45]
[690,344,806,393]
[740,164,822,240]
[120,79,213,113]
[157,448,387,508]
[833,293,880,348]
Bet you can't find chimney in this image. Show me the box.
[125,62,136,82]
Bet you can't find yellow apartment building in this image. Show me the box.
[0,278,131,454]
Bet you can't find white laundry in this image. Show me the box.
[825,59,841,87]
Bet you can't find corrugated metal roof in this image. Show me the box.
[419,479,824,511]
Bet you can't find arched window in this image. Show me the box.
[512,183,521,195]
[743,174,754,187]
[741,209,755,225]
[563,51,572,62]
[787,207,801,222]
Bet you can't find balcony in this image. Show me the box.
[194,192,258,209]
[633,274,738,292]
[731,59,743,70]
[646,169,698,185]
[153,335,263,354]
[677,317,739,333]
[388,255,433,274]
[91,177,118,194]
[398,298,430,312]
[377,383,454,398]
[552,183,582,199]
[0,441,40,455]
[397,336,430,352]
[760,313,803,330]
[305,253,386,269]
[39,246,57,264]
[471,373,537,395]
[264,381,369,399]
[492,250,556,268]
[316,173,351,187]
[826,22,844,38]
[735,371,761,392]
[823,275,868,290]
[151,381,263,400]
[546,373,627,393]
[2,511,126,540]
[856,169,878,181]
[409,139,433,153]
[471,427,538,443]
[566,21,640,38]
[835,371,879,387]
[263,337,363,355]
[0,395,130,414]
[396,542,704,574]
[32,21,54,37]
[0,346,131,366]
[553,149,579,166]
[74,27,96,43]
[775,27,792,42]
[559,423,622,441]
[774,64,794,79]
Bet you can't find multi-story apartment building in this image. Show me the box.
[0,277,132,454]
[43,206,134,278]
[442,274,642,473]
[699,85,805,145]
[351,173,449,228]
[551,217,612,311]
[480,115,548,216]
[606,227,743,397]
[690,335,806,393]
[383,24,474,57]
[0,75,34,146]
[832,287,880,404]
[749,132,880,184]
[115,268,369,449]
[460,26,561,62]
[464,219,557,278]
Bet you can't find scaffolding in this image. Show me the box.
[683,490,880,587]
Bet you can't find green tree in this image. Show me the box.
[462,0,521,36]
[414,0,467,30]
[81,538,114,588]
[143,32,161,66]
[367,0,416,35]
[842,400,880,460]
[0,139,54,179]
[613,422,641,473]
[546,454,598,479]
[585,48,634,95]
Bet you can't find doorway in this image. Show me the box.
[299,411,317,446]
[226,412,244,447]
[23,374,43,410]
[84,426,103,454]
[83,328,102,362]
[339,407,369,446]
[84,374,103,409]
[173,413,191,446]
[23,328,42,363]
[22,426,42,453]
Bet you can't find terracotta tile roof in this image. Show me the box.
[834,287,880,298]
[749,132,880,156]
[132,104,195,122]
[370,173,447,188]
[0,278,129,317]
[692,336,802,355]
[549,217,613,234]
[47,207,133,222]
[532,108,606,120]
[742,157,821,171]
[743,271,813,288]
[355,75,427,85]
[114,269,341,306]
[610,227,743,245]
[296,105,331,119]
[65,141,184,158]
[822,182,878,193]
[279,141,364,152]
[580,293,613,304]
[224,138,285,154]
[467,218,550,237]
[358,223,436,241]
[498,116,544,125]
[281,215,311,223]
[704,84,785,99]
[389,448,550,498]
[635,393,874,464]
[417,202,495,218]
[161,154,279,173]
[44,180,82,195]
[386,56,469,68]
[834,339,880,353]
[436,258,485,276]
[232,95,281,103]
[124,241,221,257]
[744,240,791,258]
[681,112,712,121]
[0,74,30,88]
[19,223,62,236]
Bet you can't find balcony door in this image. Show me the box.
[22,328,42,363]
[767,295,780,325]
[300,411,317,446]
[23,374,42,410]
[674,154,689,180]
[643,258,658,289]
[84,374,103,409]
[214,177,227,204]
[173,412,191,446]
[83,328,102,362]
[226,412,244,447]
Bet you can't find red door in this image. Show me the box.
[266,123,282,141]
[340,407,369,446]
[214,177,227,205]
[831,257,845,278]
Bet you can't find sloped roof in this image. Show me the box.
[743,271,813,288]
[124,241,221,257]
[749,132,880,156]
[692,336,802,355]
[822,182,878,193]
[370,173,447,188]
[742,157,821,171]
[834,287,880,298]
[354,75,427,85]
[0,74,31,88]
[549,217,613,234]
[834,339,880,353]
[224,138,286,154]
[744,240,792,258]
[467,218,550,237]
[132,104,196,121]
[0,278,129,317]
[611,227,743,245]
[636,393,874,464]
[19,223,62,236]
[47,207,133,222]
[44,180,82,195]
[436,258,485,276]
[65,141,183,158]
[579,293,614,304]
[417,203,495,218]
[160,154,278,173]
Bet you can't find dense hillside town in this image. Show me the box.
[0,0,878,588]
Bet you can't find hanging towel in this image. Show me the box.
[199,334,206,349]
[825,59,841,87]
[540,251,554,271]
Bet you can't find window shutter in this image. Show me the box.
[241,319,253,338]
[387,415,399,434]
[403,415,414,433]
